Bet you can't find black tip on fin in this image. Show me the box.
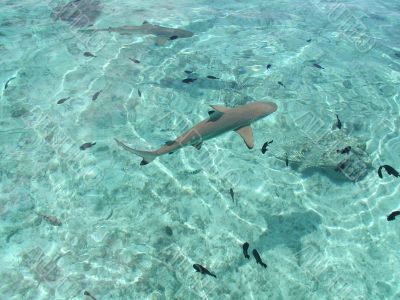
[140,160,149,166]
[143,20,149,24]
[208,110,224,121]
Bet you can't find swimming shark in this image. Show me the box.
[115,101,277,165]
[79,21,193,45]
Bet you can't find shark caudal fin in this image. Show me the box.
[114,138,157,165]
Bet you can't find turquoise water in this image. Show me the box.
[1,0,400,299]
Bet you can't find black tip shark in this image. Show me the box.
[193,264,216,278]
[79,21,193,46]
[115,101,277,165]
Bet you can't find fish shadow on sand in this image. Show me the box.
[51,0,102,27]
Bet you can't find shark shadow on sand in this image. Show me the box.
[256,211,322,255]
[51,0,102,27]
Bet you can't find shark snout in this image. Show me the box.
[177,29,194,37]
[251,101,277,117]
[263,101,277,113]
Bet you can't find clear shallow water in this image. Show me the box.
[0,0,400,299]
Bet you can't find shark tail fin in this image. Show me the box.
[114,138,157,165]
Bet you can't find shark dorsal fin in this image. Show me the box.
[235,125,254,149]
[208,110,224,121]
[142,20,149,25]
[210,105,229,112]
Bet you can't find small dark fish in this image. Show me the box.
[313,63,324,69]
[138,89,142,97]
[334,114,342,129]
[206,75,219,79]
[193,264,216,278]
[252,249,267,268]
[80,142,96,150]
[169,35,178,40]
[165,226,173,236]
[36,213,62,226]
[84,52,96,57]
[379,165,399,178]
[186,169,202,175]
[266,64,272,69]
[57,97,70,104]
[4,76,16,90]
[337,146,351,154]
[182,78,197,84]
[92,90,102,101]
[184,70,193,74]
[104,209,113,220]
[378,166,383,179]
[129,57,140,64]
[278,81,285,88]
[335,161,346,172]
[285,152,289,167]
[84,291,97,300]
[306,39,312,42]
[229,188,234,202]
[261,140,273,154]
[242,242,250,259]
[387,211,400,221]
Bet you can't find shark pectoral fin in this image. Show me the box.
[193,143,202,150]
[208,110,224,121]
[155,37,168,46]
[210,105,229,113]
[235,126,254,149]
